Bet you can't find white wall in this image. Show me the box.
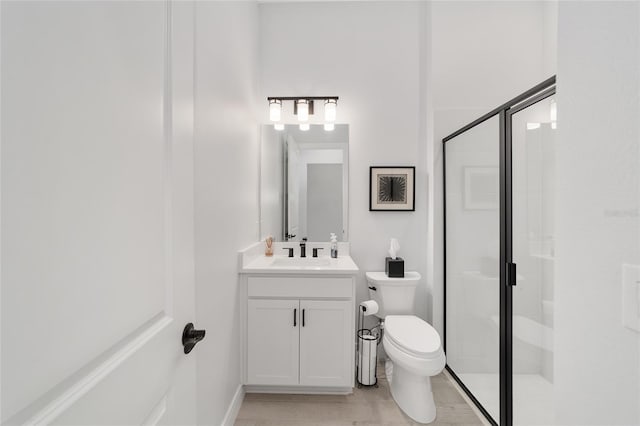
[193,2,260,424]
[429,1,555,336]
[259,0,555,330]
[555,2,640,424]
[259,1,430,320]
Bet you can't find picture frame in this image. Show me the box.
[369,166,415,211]
[463,166,499,210]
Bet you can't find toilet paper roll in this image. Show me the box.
[358,335,377,386]
[360,300,379,316]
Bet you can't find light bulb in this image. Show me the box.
[324,122,335,131]
[269,99,281,122]
[299,123,310,131]
[297,99,309,122]
[274,123,284,131]
[324,99,337,122]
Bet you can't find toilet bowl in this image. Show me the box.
[365,272,446,424]
[383,315,445,423]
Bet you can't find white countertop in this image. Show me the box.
[240,254,359,275]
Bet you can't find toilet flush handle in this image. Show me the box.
[368,286,377,291]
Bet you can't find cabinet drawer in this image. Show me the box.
[248,276,353,299]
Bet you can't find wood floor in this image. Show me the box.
[234,367,484,426]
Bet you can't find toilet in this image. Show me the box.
[366,271,445,424]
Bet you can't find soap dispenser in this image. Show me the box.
[330,233,338,258]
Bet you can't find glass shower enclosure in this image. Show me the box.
[444,77,556,426]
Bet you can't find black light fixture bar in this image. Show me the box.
[266,96,339,101]
[267,96,339,121]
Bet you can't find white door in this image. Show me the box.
[1,2,199,425]
[247,299,299,386]
[299,300,352,387]
[286,136,300,241]
[306,163,343,241]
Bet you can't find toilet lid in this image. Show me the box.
[385,315,442,357]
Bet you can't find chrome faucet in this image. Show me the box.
[300,237,307,258]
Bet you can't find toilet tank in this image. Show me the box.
[365,271,421,318]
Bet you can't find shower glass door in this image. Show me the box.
[509,94,556,426]
[444,77,556,426]
[445,114,501,424]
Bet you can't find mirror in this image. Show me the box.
[260,124,348,242]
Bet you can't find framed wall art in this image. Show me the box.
[369,166,415,211]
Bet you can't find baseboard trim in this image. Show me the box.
[221,384,245,426]
[244,385,352,395]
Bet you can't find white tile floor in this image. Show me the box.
[458,373,554,425]
[235,367,485,425]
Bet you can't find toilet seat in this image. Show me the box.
[385,315,442,359]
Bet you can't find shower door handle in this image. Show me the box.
[507,262,517,286]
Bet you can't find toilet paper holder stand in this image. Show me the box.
[356,304,382,388]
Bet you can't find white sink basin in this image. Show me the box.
[271,257,331,267]
[241,254,359,275]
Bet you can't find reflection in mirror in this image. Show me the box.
[260,124,348,242]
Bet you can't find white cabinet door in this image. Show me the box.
[247,299,300,385]
[1,2,198,424]
[299,300,352,387]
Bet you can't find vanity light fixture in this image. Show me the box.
[549,99,557,122]
[299,123,310,131]
[324,122,335,131]
[296,99,309,122]
[266,96,339,128]
[269,99,282,122]
[324,99,337,122]
[274,123,285,131]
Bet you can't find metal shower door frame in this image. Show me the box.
[443,76,556,426]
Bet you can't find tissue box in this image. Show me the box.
[385,257,404,278]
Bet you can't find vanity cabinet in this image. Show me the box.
[247,299,300,385]
[298,300,351,386]
[243,275,355,392]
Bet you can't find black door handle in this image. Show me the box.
[302,309,305,327]
[294,308,297,327]
[507,262,517,286]
[182,323,206,354]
